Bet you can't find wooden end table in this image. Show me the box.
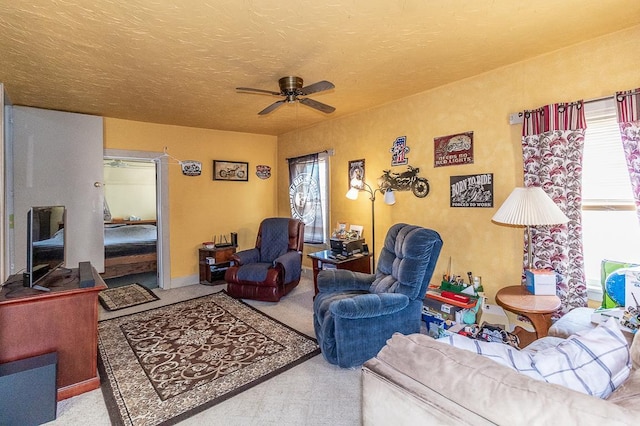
[307,250,372,296]
[198,246,236,283]
[495,285,561,347]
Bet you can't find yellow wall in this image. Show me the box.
[277,26,640,303]
[104,119,278,279]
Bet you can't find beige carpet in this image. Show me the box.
[98,290,320,425]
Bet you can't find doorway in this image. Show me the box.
[103,158,158,289]
[103,149,171,289]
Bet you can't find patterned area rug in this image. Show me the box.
[98,291,320,426]
[99,283,160,311]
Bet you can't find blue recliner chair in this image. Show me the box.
[313,223,443,368]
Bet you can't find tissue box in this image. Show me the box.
[524,269,556,295]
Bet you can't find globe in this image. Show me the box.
[605,267,640,306]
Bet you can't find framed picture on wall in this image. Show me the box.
[213,160,249,181]
[348,159,365,188]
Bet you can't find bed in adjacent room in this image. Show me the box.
[102,223,157,278]
[33,223,157,279]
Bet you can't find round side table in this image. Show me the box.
[495,285,561,346]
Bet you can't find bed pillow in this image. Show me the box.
[531,317,631,398]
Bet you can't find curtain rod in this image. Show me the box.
[510,89,640,124]
[615,89,640,101]
[285,149,334,161]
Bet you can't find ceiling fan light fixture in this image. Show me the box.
[279,76,304,92]
[237,75,335,115]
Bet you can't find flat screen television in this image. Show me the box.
[23,206,66,291]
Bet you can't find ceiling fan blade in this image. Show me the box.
[236,87,281,96]
[299,97,336,114]
[299,80,334,96]
[258,100,286,115]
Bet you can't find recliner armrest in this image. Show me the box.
[329,293,409,319]
[273,250,302,284]
[232,248,260,265]
[273,250,301,268]
[317,269,376,294]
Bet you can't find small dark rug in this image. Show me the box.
[98,290,320,426]
[99,283,160,311]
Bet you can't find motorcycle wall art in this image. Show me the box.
[213,160,249,181]
[378,165,430,198]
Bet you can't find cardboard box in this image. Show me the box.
[477,303,510,329]
[524,269,556,295]
[423,297,462,322]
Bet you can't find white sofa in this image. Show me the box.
[362,331,640,425]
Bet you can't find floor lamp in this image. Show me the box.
[346,179,396,270]
[492,187,569,270]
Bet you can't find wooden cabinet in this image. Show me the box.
[199,247,236,283]
[0,267,106,401]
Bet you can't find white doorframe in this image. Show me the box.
[104,149,170,289]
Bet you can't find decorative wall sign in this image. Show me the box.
[256,165,271,179]
[379,165,430,198]
[180,160,202,176]
[213,160,248,181]
[348,159,365,188]
[450,173,494,207]
[434,131,474,167]
[389,136,410,166]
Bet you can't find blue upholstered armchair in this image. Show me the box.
[313,223,443,368]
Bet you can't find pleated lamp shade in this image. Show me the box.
[492,187,569,226]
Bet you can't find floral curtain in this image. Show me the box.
[522,101,587,315]
[288,153,324,244]
[615,88,640,224]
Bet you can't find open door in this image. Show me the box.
[104,148,170,289]
[11,107,104,272]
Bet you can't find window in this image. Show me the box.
[582,98,640,297]
[288,152,329,244]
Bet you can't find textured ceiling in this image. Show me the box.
[1,1,639,136]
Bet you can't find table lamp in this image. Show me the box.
[492,186,569,269]
[346,178,395,269]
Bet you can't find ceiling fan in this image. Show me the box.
[237,76,335,115]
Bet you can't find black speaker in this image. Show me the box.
[0,352,58,425]
[363,244,369,255]
[79,261,95,288]
[231,232,238,247]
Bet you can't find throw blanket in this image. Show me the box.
[258,218,290,262]
[236,218,301,284]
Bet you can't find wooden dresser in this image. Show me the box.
[0,267,106,401]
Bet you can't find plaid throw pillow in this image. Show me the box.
[436,334,541,378]
[438,317,631,398]
[531,317,631,398]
